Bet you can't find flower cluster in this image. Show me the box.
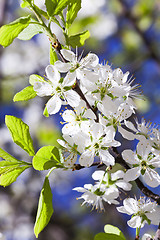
[33,49,160,228]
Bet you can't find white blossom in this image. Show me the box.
[33,65,80,114]
[122,141,160,187]
[117,197,160,228]
[55,49,99,90]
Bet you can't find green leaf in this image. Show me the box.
[18,22,44,40]
[43,106,49,117]
[34,5,49,20]
[33,146,61,171]
[45,0,58,17]
[21,0,32,8]
[0,166,29,187]
[13,86,37,102]
[5,115,35,156]
[0,148,21,163]
[50,44,58,65]
[54,0,70,15]
[104,225,126,240]
[67,30,90,48]
[29,74,45,86]
[0,15,31,47]
[66,0,81,29]
[34,177,53,238]
[94,233,125,240]
[21,2,30,8]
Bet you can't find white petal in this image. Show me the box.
[54,60,71,72]
[143,169,160,187]
[60,49,76,62]
[122,149,138,164]
[34,81,52,96]
[63,71,76,86]
[83,109,96,120]
[137,141,151,157]
[64,90,80,107]
[92,170,104,180]
[124,120,137,132]
[62,123,79,135]
[79,149,94,167]
[82,53,99,68]
[45,65,60,83]
[99,150,115,166]
[46,95,62,114]
[123,198,138,214]
[127,216,142,228]
[124,167,141,182]
[111,170,124,180]
[118,125,135,140]
[116,180,132,191]
[62,110,76,122]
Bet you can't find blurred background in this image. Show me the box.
[0,0,160,239]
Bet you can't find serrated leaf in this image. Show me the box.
[13,86,37,102]
[67,30,90,48]
[104,225,126,240]
[0,15,31,47]
[34,177,53,238]
[45,0,57,17]
[33,146,61,171]
[50,44,58,65]
[94,233,125,240]
[66,0,81,29]
[43,106,49,117]
[0,166,29,187]
[18,23,44,40]
[54,0,70,15]
[29,74,45,86]
[5,115,35,156]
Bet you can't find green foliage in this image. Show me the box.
[50,44,58,65]
[66,0,81,29]
[0,166,29,187]
[0,148,31,186]
[33,146,62,171]
[21,0,32,8]
[34,176,54,238]
[0,16,31,47]
[94,225,126,240]
[18,22,44,40]
[43,106,49,117]
[66,30,90,48]
[45,0,58,17]
[54,0,70,15]
[5,115,35,156]
[13,86,37,102]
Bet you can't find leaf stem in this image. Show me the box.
[46,167,56,178]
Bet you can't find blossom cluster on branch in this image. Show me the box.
[0,0,160,239]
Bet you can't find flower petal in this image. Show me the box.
[46,95,62,114]
[45,65,60,83]
[124,167,141,182]
[64,90,81,107]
